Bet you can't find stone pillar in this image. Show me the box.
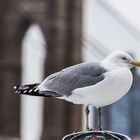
[0,0,82,139]
[41,0,82,140]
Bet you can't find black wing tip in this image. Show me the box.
[13,86,18,94]
[13,85,22,94]
[13,84,41,96]
[13,86,18,90]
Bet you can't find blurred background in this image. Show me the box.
[0,0,140,140]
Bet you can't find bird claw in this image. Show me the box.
[87,128,100,131]
[87,128,95,131]
[97,127,103,131]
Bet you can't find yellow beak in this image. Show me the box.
[131,61,140,67]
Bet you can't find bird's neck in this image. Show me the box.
[101,60,122,70]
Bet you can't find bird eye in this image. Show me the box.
[122,57,127,60]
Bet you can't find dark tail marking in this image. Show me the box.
[14,83,61,97]
[13,83,43,97]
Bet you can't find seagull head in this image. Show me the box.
[102,51,140,69]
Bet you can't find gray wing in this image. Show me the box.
[38,62,107,97]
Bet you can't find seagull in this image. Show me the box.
[14,51,140,130]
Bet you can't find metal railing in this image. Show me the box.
[62,131,131,140]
